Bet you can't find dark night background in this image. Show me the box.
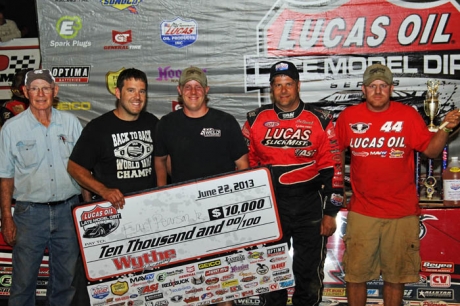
[1,0,38,38]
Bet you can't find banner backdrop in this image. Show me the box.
[34,0,460,139]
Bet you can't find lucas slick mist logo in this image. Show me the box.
[200,128,221,137]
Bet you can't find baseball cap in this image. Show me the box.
[269,61,299,82]
[179,66,207,88]
[25,69,55,86]
[363,64,393,86]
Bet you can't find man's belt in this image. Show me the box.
[35,195,76,206]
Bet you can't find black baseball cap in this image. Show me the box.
[25,69,55,86]
[269,61,299,82]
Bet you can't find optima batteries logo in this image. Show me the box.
[51,66,91,83]
[51,16,91,48]
[100,0,142,14]
[160,17,197,48]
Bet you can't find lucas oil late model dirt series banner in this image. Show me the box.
[34,0,460,158]
[72,167,282,282]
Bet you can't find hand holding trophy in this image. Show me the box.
[424,79,440,132]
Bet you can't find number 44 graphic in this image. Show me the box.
[380,121,403,132]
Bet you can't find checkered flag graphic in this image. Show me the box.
[8,55,36,70]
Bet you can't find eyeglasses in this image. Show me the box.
[27,86,54,94]
[366,84,389,91]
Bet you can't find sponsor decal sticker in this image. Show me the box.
[100,0,142,13]
[160,17,198,48]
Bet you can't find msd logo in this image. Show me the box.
[430,274,451,288]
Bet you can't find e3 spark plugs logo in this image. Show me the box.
[50,16,92,48]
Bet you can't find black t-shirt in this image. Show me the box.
[154,108,248,183]
[70,111,159,195]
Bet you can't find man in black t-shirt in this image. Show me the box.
[154,66,248,306]
[68,68,159,209]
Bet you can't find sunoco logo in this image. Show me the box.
[100,0,142,13]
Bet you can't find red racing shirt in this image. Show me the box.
[242,101,344,216]
[335,101,433,218]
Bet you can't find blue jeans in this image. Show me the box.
[9,196,80,306]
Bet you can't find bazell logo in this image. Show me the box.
[160,17,198,48]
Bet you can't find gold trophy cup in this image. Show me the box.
[424,79,440,132]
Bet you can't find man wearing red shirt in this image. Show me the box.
[336,63,460,306]
[242,61,344,306]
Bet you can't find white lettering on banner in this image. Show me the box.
[73,168,281,281]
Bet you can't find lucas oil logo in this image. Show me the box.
[80,205,121,238]
[262,128,311,148]
[160,17,198,48]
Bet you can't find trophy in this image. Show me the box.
[424,79,440,132]
[424,176,437,200]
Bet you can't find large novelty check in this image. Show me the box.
[72,167,282,281]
